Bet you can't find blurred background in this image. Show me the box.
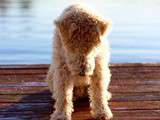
[0,0,160,64]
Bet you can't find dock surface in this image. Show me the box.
[0,63,160,120]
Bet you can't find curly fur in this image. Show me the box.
[46,4,113,120]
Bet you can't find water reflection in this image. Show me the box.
[0,0,160,64]
[0,0,32,16]
[18,0,32,10]
[0,0,10,16]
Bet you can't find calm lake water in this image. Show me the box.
[0,0,160,64]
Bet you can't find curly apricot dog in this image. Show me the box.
[46,4,112,120]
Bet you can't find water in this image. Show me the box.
[0,0,160,64]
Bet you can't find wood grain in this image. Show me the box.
[0,92,160,103]
[0,63,160,120]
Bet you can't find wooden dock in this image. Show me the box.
[0,63,160,120]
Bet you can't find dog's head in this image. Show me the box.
[55,4,112,76]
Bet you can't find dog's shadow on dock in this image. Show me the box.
[2,90,93,120]
[1,90,52,120]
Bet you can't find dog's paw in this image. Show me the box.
[94,114,113,120]
[50,112,71,120]
[93,108,113,120]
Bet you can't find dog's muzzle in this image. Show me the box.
[79,64,93,76]
[79,70,86,76]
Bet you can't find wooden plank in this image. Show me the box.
[0,87,50,95]
[0,64,160,85]
[0,69,47,75]
[110,101,160,110]
[110,63,160,67]
[0,74,46,84]
[111,92,160,102]
[0,110,160,120]
[2,68,160,76]
[0,114,49,120]
[1,110,158,116]
[0,64,48,69]
[1,75,160,86]
[0,101,160,112]
[0,82,47,87]
[109,85,160,93]
[73,110,160,120]
[111,72,160,80]
[0,63,160,77]
[73,100,160,119]
[1,92,160,103]
[0,103,52,112]
[111,79,160,85]
[0,116,159,120]
[1,63,160,69]
[0,94,53,103]
[0,64,160,89]
[0,84,160,94]
[113,118,160,120]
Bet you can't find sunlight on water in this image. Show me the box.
[0,0,160,64]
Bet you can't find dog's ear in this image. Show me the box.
[54,20,60,28]
[97,19,112,36]
[54,20,77,36]
[54,20,63,34]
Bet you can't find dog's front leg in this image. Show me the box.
[50,68,73,120]
[89,59,112,120]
